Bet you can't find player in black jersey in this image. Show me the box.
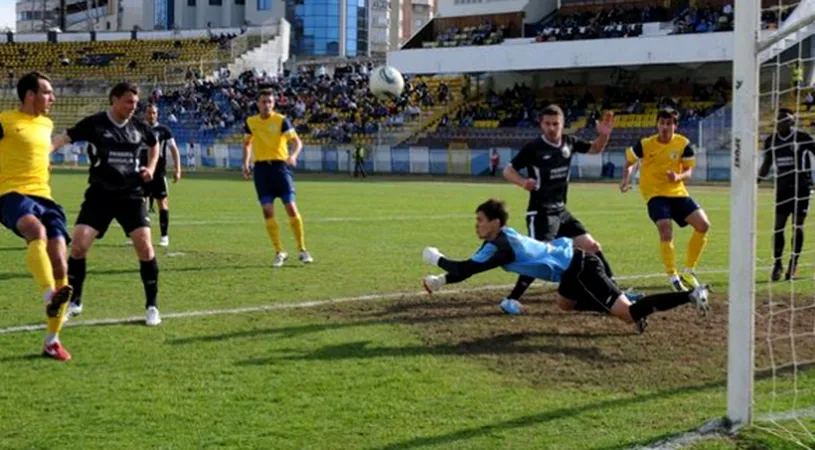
[52,83,163,326]
[143,104,181,247]
[758,108,815,281]
[499,105,615,314]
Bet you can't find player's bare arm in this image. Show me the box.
[286,133,303,168]
[668,164,692,183]
[140,142,159,183]
[242,135,253,179]
[51,134,71,153]
[620,160,635,193]
[588,111,615,154]
[169,139,182,183]
[502,165,537,191]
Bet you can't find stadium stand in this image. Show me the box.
[0,36,232,84]
[412,78,731,150]
[153,64,468,149]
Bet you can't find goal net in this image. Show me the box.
[730,0,815,443]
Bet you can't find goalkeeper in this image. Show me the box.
[421,199,710,333]
[758,108,815,281]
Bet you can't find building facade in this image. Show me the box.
[285,0,368,58]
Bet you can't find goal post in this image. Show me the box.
[728,0,761,429]
[729,0,815,434]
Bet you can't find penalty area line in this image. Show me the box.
[0,268,731,335]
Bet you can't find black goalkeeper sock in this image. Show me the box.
[159,209,169,237]
[140,258,159,309]
[67,257,86,306]
[774,229,785,262]
[629,291,692,322]
[508,275,534,300]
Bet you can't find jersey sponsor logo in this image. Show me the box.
[561,145,571,158]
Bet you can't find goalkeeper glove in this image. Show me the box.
[423,274,446,294]
[422,247,444,266]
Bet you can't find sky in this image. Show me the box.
[0,0,14,31]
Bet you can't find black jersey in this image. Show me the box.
[510,134,592,213]
[68,112,157,198]
[761,130,815,198]
[139,123,174,175]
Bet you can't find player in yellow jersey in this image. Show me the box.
[0,72,73,360]
[243,89,313,267]
[620,108,711,292]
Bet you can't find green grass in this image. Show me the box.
[0,172,813,449]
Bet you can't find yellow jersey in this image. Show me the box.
[0,110,55,200]
[244,113,297,162]
[625,133,696,201]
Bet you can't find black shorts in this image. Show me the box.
[144,175,169,200]
[557,250,622,313]
[775,193,811,222]
[646,196,700,227]
[75,189,150,239]
[526,209,588,241]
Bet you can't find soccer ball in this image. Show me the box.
[369,65,405,102]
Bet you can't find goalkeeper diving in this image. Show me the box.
[421,199,710,333]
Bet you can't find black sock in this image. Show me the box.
[140,258,159,309]
[67,257,86,305]
[159,209,169,237]
[629,292,692,322]
[774,229,785,263]
[595,251,614,278]
[508,275,534,300]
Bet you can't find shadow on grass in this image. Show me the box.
[364,361,815,450]
[235,332,634,365]
[169,315,631,346]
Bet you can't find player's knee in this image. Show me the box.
[160,198,169,210]
[284,202,299,217]
[556,296,575,311]
[694,218,710,234]
[133,238,155,261]
[16,216,46,241]
[70,242,89,259]
[657,224,672,241]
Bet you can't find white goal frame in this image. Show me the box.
[729,1,815,429]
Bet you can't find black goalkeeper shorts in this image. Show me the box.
[558,250,622,314]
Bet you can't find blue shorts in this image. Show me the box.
[647,196,700,227]
[253,161,295,205]
[0,192,70,241]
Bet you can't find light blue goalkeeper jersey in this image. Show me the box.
[438,227,575,284]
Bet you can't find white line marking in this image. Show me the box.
[635,419,727,450]
[0,268,730,335]
[170,207,730,227]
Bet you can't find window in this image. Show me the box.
[210,0,221,5]
[235,0,244,5]
[257,0,270,10]
[188,0,195,6]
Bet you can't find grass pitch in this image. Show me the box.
[0,171,812,449]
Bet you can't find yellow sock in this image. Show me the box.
[288,215,306,252]
[264,218,284,253]
[26,239,55,296]
[53,276,69,329]
[659,240,678,276]
[685,230,708,271]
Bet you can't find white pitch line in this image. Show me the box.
[170,207,733,227]
[0,268,731,335]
